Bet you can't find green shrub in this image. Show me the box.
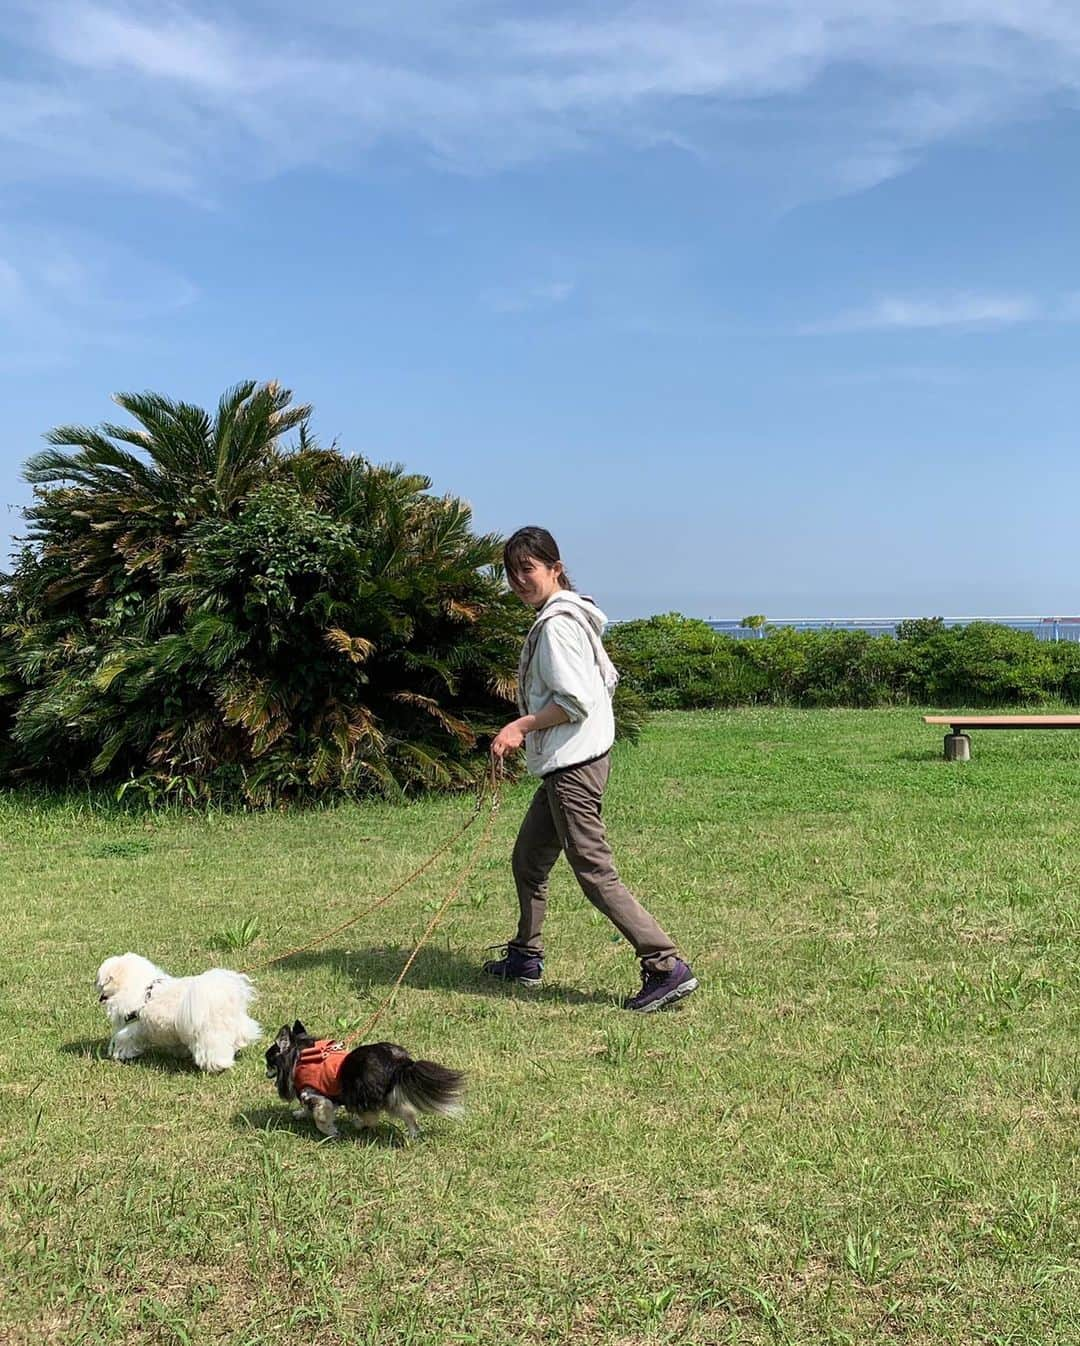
[605,613,750,709]
[739,628,907,707]
[605,613,1080,710]
[895,616,946,643]
[0,384,534,804]
[905,623,1064,705]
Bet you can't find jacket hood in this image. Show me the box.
[535,590,608,636]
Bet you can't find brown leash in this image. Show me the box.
[246,759,503,1041]
[342,770,502,1045]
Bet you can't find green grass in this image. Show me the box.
[1,708,1078,1344]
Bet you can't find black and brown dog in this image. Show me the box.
[265,1020,466,1140]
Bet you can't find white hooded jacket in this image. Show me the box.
[516,590,619,777]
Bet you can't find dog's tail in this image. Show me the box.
[396,1058,467,1118]
[177,969,262,1071]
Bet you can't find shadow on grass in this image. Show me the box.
[60,1037,111,1059]
[59,1038,201,1074]
[232,1105,406,1146]
[266,942,616,1007]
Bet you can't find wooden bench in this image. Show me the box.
[923,714,1080,760]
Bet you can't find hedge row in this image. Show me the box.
[604,614,1080,709]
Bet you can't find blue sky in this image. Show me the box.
[2,1,1079,619]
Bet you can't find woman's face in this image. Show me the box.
[508,554,563,609]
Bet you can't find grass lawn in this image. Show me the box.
[1,708,1077,1345]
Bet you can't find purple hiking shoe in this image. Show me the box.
[482,945,543,988]
[624,958,699,1013]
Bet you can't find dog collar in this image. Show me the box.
[125,976,165,1024]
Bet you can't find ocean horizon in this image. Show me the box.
[702,616,1080,642]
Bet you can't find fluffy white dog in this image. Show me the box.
[96,953,262,1072]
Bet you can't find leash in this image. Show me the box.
[340,767,502,1045]
[246,759,503,990]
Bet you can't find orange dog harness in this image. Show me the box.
[292,1040,349,1100]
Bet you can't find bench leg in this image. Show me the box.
[944,733,971,762]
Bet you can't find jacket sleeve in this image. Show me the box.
[533,617,594,722]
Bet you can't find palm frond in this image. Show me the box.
[324,628,376,664]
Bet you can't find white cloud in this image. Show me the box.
[804,293,1045,332]
[41,3,249,90]
[0,1,1079,198]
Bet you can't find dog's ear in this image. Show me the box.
[275,1024,294,1051]
[292,1019,307,1037]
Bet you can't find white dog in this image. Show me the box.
[96,953,262,1072]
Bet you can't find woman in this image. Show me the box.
[485,526,698,1012]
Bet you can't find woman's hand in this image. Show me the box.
[491,719,528,760]
[491,703,571,760]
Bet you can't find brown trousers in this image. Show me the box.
[510,752,678,973]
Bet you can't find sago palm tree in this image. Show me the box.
[22,382,310,610]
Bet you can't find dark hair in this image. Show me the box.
[503,526,573,590]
